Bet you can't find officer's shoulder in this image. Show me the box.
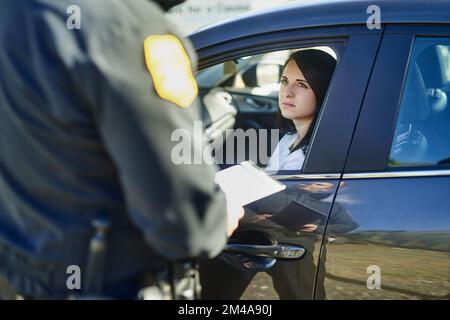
[78,0,168,31]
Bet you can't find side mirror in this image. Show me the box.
[223,60,237,76]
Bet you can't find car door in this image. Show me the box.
[320,25,450,300]
[191,25,382,300]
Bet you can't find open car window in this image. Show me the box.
[197,46,339,173]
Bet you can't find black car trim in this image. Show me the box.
[344,32,414,172]
[304,33,383,174]
[197,28,348,70]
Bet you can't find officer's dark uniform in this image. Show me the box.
[0,0,227,299]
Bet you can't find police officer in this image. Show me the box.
[0,0,243,299]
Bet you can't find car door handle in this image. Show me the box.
[244,97,272,109]
[244,97,262,108]
[224,243,305,259]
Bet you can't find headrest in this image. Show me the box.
[427,88,448,114]
[417,46,443,88]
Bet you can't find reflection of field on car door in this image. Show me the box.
[239,242,449,300]
[240,272,279,300]
[324,243,450,300]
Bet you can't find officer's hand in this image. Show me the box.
[226,204,245,237]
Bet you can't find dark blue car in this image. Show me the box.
[190,0,450,300]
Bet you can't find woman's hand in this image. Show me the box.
[299,224,318,232]
[253,213,273,222]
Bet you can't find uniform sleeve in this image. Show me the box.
[73,0,228,259]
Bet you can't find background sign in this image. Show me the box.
[166,0,294,35]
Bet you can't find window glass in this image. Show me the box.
[389,38,450,167]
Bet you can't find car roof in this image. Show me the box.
[190,0,450,50]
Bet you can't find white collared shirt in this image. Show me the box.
[266,133,306,171]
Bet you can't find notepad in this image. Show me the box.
[215,161,286,207]
[269,200,328,228]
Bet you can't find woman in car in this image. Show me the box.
[200,49,339,300]
[266,49,336,171]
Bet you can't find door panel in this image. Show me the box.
[321,177,450,299]
[195,27,382,300]
[321,27,450,300]
[200,179,339,300]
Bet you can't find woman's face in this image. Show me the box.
[278,59,317,122]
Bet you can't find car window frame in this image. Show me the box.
[192,25,383,175]
[345,24,450,174]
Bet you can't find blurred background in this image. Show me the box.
[166,0,296,35]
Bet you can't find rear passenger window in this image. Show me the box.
[389,38,450,167]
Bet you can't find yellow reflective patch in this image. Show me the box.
[144,35,198,108]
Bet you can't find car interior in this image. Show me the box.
[390,42,450,167]
[197,46,338,170]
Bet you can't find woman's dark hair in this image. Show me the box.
[276,49,337,149]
